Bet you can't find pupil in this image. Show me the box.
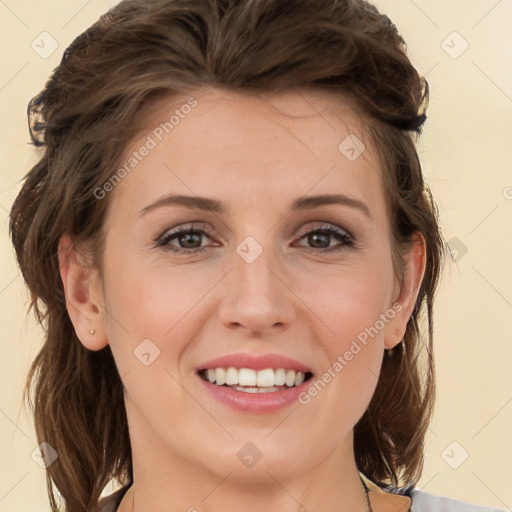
[180,232,200,248]
[309,232,329,248]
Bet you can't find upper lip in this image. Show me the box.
[197,352,313,374]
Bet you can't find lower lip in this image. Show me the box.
[197,374,311,413]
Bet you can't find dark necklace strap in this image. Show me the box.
[360,474,373,512]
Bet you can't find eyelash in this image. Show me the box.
[155,222,355,255]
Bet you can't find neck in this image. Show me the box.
[117,401,371,512]
[119,445,370,511]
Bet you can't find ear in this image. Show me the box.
[58,233,109,351]
[384,231,427,349]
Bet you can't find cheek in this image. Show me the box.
[103,243,183,327]
[294,262,392,413]
[103,241,394,363]
[298,259,394,343]
[101,262,199,422]
[101,256,216,371]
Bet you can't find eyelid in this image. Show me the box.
[156,222,216,246]
[156,221,350,242]
[155,220,356,253]
[295,221,350,238]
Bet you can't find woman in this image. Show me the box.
[9,0,507,511]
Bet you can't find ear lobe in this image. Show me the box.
[384,231,427,349]
[58,233,108,351]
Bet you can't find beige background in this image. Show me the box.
[1,0,511,510]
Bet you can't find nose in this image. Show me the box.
[217,240,296,337]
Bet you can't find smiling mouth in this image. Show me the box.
[198,367,314,393]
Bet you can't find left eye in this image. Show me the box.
[156,224,354,254]
[156,226,214,253]
[293,226,354,252]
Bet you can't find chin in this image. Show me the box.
[185,436,321,484]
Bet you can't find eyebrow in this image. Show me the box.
[138,193,371,218]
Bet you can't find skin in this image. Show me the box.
[59,86,425,512]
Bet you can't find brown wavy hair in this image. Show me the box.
[9,0,447,510]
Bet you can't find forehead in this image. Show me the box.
[106,86,386,223]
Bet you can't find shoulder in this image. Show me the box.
[371,475,508,512]
[409,488,509,512]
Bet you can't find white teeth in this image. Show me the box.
[285,369,296,387]
[274,368,286,386]
[231,385,283,393]
[216,367,226,386]
[201,367,308,389]
[225,367,238,385]
[294,372,305,386]
[238,368,257,386]
[257,368,275,387]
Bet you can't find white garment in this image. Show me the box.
[410,488,510,512]
[97,482,511,512]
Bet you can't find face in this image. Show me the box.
[65,86,421,485]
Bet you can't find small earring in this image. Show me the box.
[89,329,96,335]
